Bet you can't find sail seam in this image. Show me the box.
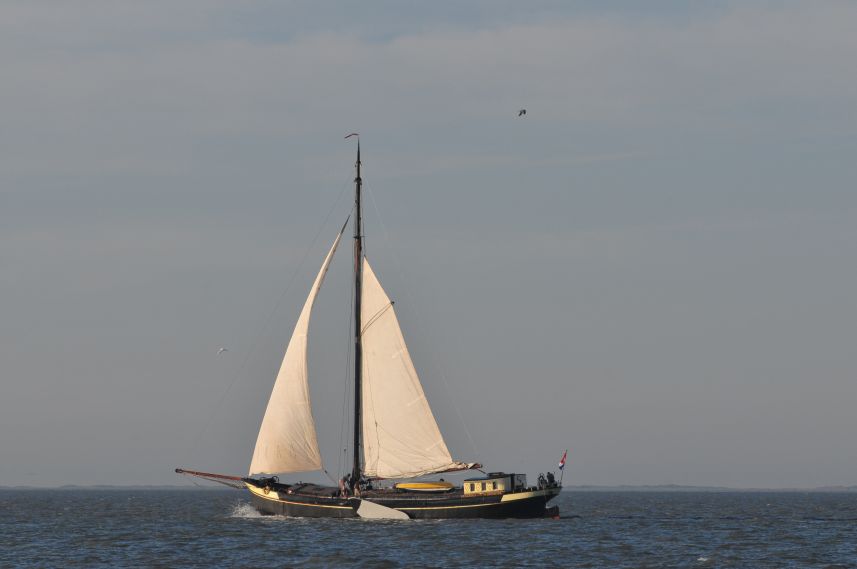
[361,302,394,335]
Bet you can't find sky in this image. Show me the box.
[1,1,856,488]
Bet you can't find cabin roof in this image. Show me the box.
[464,473,512,482]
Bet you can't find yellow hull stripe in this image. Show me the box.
[500,489,556,502]
[400,489,558,510]
[397,501,507,511]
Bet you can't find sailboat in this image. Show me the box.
[177,142,562,519]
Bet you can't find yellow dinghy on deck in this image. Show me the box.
[394,481,455,493]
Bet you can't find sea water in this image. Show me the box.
[1,489,855,567]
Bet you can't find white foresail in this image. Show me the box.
[248,230,345,476]
[360,258,474,479]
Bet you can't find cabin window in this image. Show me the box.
[468,483,474,492]
[490,481,496,490]
[481,482,486,491]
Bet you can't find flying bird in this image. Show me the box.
[518,109,526,117]
[217,347,228,355]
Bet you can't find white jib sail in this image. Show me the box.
[361,258,472,479]
[248,229,345,476]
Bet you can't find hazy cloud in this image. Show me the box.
[2,2,855,487]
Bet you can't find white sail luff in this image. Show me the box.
[248,230,344,476]
[360,258,472,479]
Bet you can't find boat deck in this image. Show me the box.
[261,481,474,501]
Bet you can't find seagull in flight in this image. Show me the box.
[217,347,228,355]
[518,109,527,117]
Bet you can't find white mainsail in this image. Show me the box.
[360,258,474,479]
[248,230,345,476]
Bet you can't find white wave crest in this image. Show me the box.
[230,502,264,518]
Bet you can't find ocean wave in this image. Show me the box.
[229,502,265,518]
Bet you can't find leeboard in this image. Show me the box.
[354,499,410,520]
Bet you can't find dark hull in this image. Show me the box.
[247,483,560,519]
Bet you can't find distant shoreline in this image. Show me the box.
[2,483,856,492]
[0,484,230,491]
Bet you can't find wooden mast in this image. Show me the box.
[351,140,363,487]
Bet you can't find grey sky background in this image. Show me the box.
[2,1,855,488]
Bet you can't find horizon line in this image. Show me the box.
[2,483,856,492]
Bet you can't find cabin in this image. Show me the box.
[462,472,527,495]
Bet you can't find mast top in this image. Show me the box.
[346,132,361,182]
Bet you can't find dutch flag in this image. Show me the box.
[558,450,568,470]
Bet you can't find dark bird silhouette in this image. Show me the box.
[518,109,527,117]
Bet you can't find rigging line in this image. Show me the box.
[363,351,382,474]
[361,302,393,334]
[337,202,356,480]
[185,174,353,463]
[313,216,351,483]
[337,257,355,480]
[322,469,339,485]
[364,183,480,461]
